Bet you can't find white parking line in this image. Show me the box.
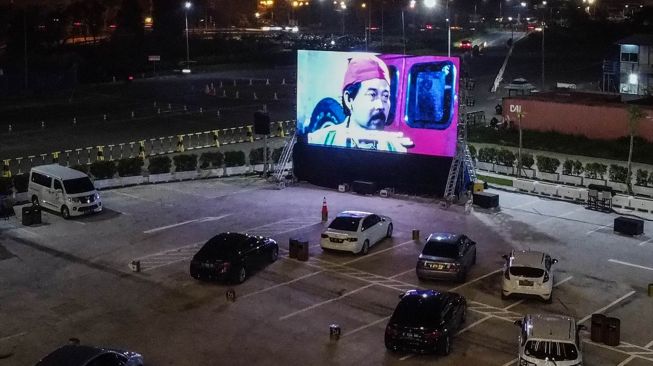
[456,315,492,335]
[608,259,653,272]
[342,316,390,338]
[143,214,231,234]
[502,276,573,311]
[343,239,417,265]
[617,356,636,366]
[647,340,653,348]
[0,332,27,342]
[278,283,375,320]
[241,268,325,299]
[638,238,653,246]
[500,358,518,366]
[586,224,612,235]
[450,269,502,291]
[579,291,636,324]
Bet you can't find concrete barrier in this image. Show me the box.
[611,195,632,209]
[533,182,559,196]
[558,186,581,201]
[629,197,653,213]
[514,179,535,193]
[579,188,588,202]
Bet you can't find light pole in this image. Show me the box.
[184,1,192,68]
[362,3,369,51]
[541,21,545,90]
[340,1,346,35]
[423,0,449,57]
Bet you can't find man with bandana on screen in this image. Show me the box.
[308,55,413,152]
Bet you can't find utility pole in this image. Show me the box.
[541,22,545,90]
[23,10,28,90]
[517,110,524,177]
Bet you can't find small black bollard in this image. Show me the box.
[329,324,341,341]
[226,288,236,302]
[130,260,141,272]
[412,229,420,241]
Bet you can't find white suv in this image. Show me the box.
[501,250,557,303]
[514,314,585,366]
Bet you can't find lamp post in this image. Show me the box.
[362,2,369,51]
[184,1,192,68]
[541,21,545,90]
[340,1,346,35]
[423,0,449,57]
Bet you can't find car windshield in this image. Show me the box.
[524,340,578,361]
[197,234,246,259]
[328,217,361,232]
[63,177,95,194]
[510,267,544,278]
[391,296,443,327]
[422,241,458,258]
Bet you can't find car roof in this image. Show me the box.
[526,314,576,342]
[510,250,546,268]
[402,289,447,300]
[337,211,373,218]
[426,233,460,244]
[36,345,107,366]
[31,164,88,180]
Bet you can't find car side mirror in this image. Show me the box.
[552,258,558,264]
[513,320,523,327]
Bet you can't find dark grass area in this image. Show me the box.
[469,125,653,165]
[477,174,513,187]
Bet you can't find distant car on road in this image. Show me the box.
[35,344,143,366]
[190,232,279,283]
[416,233,477,282]
[385,289,467,355]
[320,211,392,255]
[514,314,585,366]
[501,250,558,303]
[459,39,472,51]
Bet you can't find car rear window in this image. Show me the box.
[63,177,95,194]
[328,217,361,232]
[391,296,443,327]
[524,340,578,361]
[197,234,245,258]
[422,241,458,258]
[509,267,544,278]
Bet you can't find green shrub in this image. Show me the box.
[71,164,89,174]
[636,169,649,186]
[224,151,246,167]
[199,152,224,169]
[0,177,12,195]
[89,160,117,179]
[496,149,516,167]
[536,156,561,173]
[173,154,197,172]
[477,147,498,163]
[562,159,573,175]
[608,164,629,183]
[572,160,584,175]
[468,144,477,160]
[272,147,284,163]
[12,174,28,193]
[249,147,270,165]
[521,153,534,169]
[117,157,144,177]
[148,156,172,174]
[585,162,607,179]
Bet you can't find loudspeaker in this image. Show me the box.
[352,180,377,195]
[473,192,499,209]
[614,216,643,236]
[254,111,271,135]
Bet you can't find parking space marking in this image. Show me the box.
[585,339,653,363]
[143,214,231,234]
[138,241,204,272]
[579,291,636,324]
[538,206,585,225]
[618,356,636,366]
[0,332,27,342]
[586,223,612,235]
[500,358,517,366]
[502,276,573,312]
[278,283,376,320]
[246,217,322,237]
[608,259,653,272]
[240,269,325,300]
[639,238,653,246]
[450,269,502,291]
[646,340,653,348]
[342,316,390,338]
[109,190,172,206]
[507,198,540,210]
[456,315,493,335]
[342,239,416,265]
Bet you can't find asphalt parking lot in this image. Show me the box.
[1,177,652,365]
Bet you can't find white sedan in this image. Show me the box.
[320,211,393,255]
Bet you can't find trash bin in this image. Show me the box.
[296,240,309,261]
[22,206,33,226]
[604,317,620,346]
[30,205,41,225]
[289,238,299,259]
[590,314,606,343]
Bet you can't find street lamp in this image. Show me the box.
[423,0,450,57]
[184,1,192,71]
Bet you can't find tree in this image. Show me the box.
[626,105,646,194]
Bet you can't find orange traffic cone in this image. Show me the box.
[321,197,328,222]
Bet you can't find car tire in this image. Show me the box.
[235,266,247,284]
[438,334,451,356]
[386,223,393,238]
[61,206,70,220]
[544,295,553,304]
[31,195,40,206]
[360,240,369,255]
[269,247,279,263]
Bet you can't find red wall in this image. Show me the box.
[502,99,653,141]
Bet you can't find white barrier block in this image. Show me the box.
[629,197,653,213]
[579,188,588,202]
[533,182,559,196]
[611,195,631,209]
[514,179,535,193]
[558,186,580,200]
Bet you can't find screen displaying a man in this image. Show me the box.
[308,55,413,152]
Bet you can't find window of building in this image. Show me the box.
[621,52,639,63]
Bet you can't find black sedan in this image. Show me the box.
[35,344,143,366]
[190,232,279,283]
[385,289,466,356]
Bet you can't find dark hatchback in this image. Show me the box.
[416,233,477,282]
[35,345,143,366]
[385,289,466,356]
[190,232,279,283]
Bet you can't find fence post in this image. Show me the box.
[85,147,93,164]
[16,157,23,174]
[139,140,146,159]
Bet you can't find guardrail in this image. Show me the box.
[1,120,296,176]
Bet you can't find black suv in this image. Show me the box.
[385,289,467,355]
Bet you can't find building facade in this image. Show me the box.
[618,34,653,96]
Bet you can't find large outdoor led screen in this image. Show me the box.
[296,50,459,157]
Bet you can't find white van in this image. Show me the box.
[514,314,585,366]
[28,164,102,219]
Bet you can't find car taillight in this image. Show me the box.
[504,269,510,280]
[543,271,550,283]
[347,237,358,242]
[321,234,328,238]
[423,330,441,341]
[220,262,231,273]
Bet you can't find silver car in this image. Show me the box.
[416,233,477,282]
